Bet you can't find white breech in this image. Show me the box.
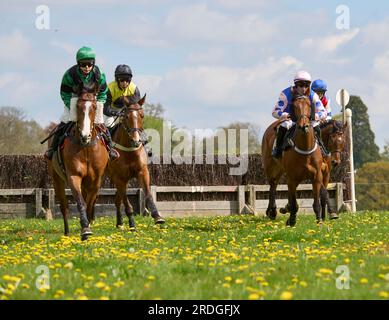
[59,98,104,124]
[104,114,120,128]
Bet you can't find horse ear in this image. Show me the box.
[138,93,146,106]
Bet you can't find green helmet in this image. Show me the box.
[76,46,96,62]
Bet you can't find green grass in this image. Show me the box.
[0,211,388,300]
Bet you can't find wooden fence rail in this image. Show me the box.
[0,183,344,219]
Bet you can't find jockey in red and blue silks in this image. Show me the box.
[271,70,328,158]
[312,79,332,121]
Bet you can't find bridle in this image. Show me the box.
[114,105,145,151]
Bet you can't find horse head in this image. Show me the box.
[293,95,311,133]
[327,120,347,166]
[75,83,98,146]
[120,94,146,149]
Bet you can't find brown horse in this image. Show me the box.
[262,115,347,222]
[47,87,109,240]
[318,120,347,219]
[107,94,165,230]
[262,96,325,226]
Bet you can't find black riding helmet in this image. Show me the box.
[115,64,132,81]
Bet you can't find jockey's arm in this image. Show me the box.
[103,90,121,116]
[272,92,289,119]
[312,93,327,121]
[60,71,74,108]
[325,98,332,120]
[96,72,108,104]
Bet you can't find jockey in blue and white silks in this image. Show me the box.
[311,79,332,121]
[271,70,328,158]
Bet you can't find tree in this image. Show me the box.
[380,139,389,161]
[347,96,380,168]
[216,122,261,155]
[0,107,46,154]
[355,161,389,210]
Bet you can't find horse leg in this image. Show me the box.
[266,179,278,220]
[320,185,327,221]
[312,180,323,225]
[52,173,70,236]
[113,181,126,229]
[68,176,91,240]
[286,182,298,227]
[85,185,99,225]
[138,168,165,224]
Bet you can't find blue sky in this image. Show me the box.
[1,0,389,149]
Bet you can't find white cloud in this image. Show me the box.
[0,30,31,64]
[165,4,276,44]
[186,48,226,65]
[142,55,303,130]
[361,18,389,50]
[50,40,77,55]
[301,28,360,54]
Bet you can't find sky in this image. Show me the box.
[1,0,389,150]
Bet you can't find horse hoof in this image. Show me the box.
[129,227,137,232]
[116,224,124,230]
[279,207,287,214]
[316,220,324,226]
[81,227,93,240]
[266,209,277,220]
[286,216,296,227]
[153,216,165,224]
[329,213,339,220]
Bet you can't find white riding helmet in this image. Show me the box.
[294,70,312,83]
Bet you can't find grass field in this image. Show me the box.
[0,211,388,300]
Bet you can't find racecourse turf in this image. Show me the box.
[0,211,388,300]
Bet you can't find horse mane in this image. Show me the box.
[320,119,344,132]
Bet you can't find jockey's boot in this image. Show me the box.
[101,125,120,160]
[314,126,329,157]
[44,122,67,160]
[272,126,288,159]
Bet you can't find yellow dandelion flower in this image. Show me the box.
[360,278,369,284]
[319,268,333,275]
[95,282,106,289]
[99,272,107,278]
[148,275,156,281]
[64,262,73,269]
[378,291,388,298]
[222,283,230,288]
[235,279,244,284]
[299,281,308,288]
[100,296,109,300]
[248,293,261,300]
[280,291,293,300]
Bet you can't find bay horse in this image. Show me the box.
[107,94,165,230]
[262,95,325,226]
[47,85,108,240]
[262,117,347,222]
[318,119,347,219]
